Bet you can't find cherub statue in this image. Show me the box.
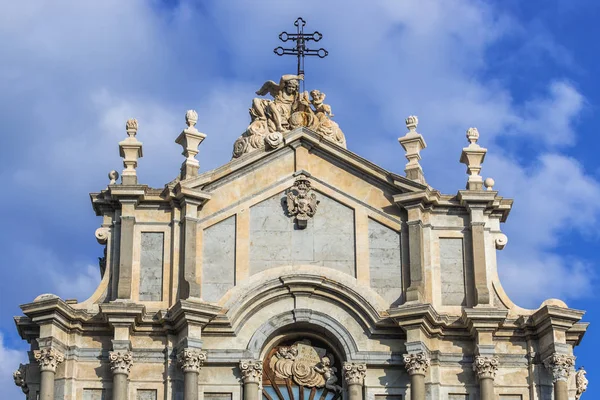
[576,366,588,400]
[314,354,341,393]
[250,74,304,133]
[310,90,334,117]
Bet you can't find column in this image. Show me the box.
[473,355,498,400]
[544,354,575,400]
[33,348,64,400]
[178,348,207,400]
[239,360,262,400]
[403,352,430,400]
[343,362,366,400]
[109,350,133,400]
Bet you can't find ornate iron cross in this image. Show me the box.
[274,17,328,80]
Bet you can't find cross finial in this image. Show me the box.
[274,17,328,86]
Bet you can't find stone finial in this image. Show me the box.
[459,127,487,190]
[177,348,207,374]
[473,355,499,380]
[13,364,29,394]
[544,353,575,383]
[403,352,430,376]
[34,348,64,372]
[576,366,588,400]
[343,362,366,385]
[239,360,263,384]
[108,170,119,185]
[398,115,427,185]
[484,177,495,191]
[119,118,143,185]
[109,350,133,375]
[176,109,206,180]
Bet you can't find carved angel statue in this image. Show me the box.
[576,366,588,400]
[286,179,319,229]
[314,354,342,393]
[250,74,304,133]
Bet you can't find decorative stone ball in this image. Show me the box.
[484,177,495,190]
[34,293,59,302]
[108,170,119,184]
[541,298,568,308]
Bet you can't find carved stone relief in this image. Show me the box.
[286,178,319,229]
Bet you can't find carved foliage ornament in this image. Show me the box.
[177,348,207,373]
[576,366,588,400]
[473,355,499,380]
[34,348,64,372]
[544,353,575,383]
[286,179,319,229]
[239,360,263,384]
[403,352,430,376]
[109,351,133,375]
[343,362,367,385]
[13,363,29,394]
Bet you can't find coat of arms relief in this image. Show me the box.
[286,178,319,229]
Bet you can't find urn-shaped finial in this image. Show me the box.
[125,118,138,137]
[398,115,426,184]
[466,127,479,144]
[185,110,198,128]
[405,115,419,131]
[176,109,206,180]
[460,126,487,190]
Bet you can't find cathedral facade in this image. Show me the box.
[13,75,588,400]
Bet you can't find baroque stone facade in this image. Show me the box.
[12,74,588,400]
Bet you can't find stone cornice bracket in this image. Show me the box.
[403,352,430,376]
[544,353,575,383]
[34,348,65,372]
[176,110,207,180]
[343,362,367,385]
[473,355,499,380]
[462,308,508,337]
[239,360,263,384]
[13,363,29,394]
[119,118,143,185]
[177,348,207,373]
[460,127,487,191]
[109,350,133,375]
[95,227,110,244]
[398,115,427,185]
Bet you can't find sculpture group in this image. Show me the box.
[232,75,346,158]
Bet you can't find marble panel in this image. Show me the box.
[202,216,236,302]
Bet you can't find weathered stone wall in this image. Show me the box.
[368,218,402,305]
[202,216,236,302]
[439,238,467,306]
[139,232,164,301]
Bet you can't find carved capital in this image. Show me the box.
[34,348,64,372]
[473,355,499,380]
[109,350,133,375]
[343,362,366,385]
[177,348,207,374]
[13,363,29,394]
[239,360,263,384]
[544,353,575,383]
[403,352,430,376]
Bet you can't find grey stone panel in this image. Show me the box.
[139,232,164,301]
[83,389,107,400]
[204,393,232,400]
[448,395,468,400]
[440,238,467,306]
[499,396,523,400]
[137,389,157,400]
[368,218,402,305]
[249,192,355,276]
[202,215,236,302]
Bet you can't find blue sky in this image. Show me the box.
[1,0,599,397]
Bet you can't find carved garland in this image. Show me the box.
[34,348,65,373]
[240,360,263,384]
[109,351,133,375]
[177,348,207,374]
[342,362,367,385]
[473,355,499,380]
[403,352,430,376]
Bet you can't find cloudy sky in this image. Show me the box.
[1,0,599,397]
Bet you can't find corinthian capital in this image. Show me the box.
[544,353,575,383]
[34,348,64,372]
[177,348,207,374]
[403,352,430,376]
[239,360,263,384]
[473,355,499,380]
[343,362,366,385]
[109,351,133,375]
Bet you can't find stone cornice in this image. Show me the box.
[461,307,508,336]
[388,303,466,337]
[457,190,512,222]
[163,299,222,332]
[100,302,146,327]
[19,297,93,336]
